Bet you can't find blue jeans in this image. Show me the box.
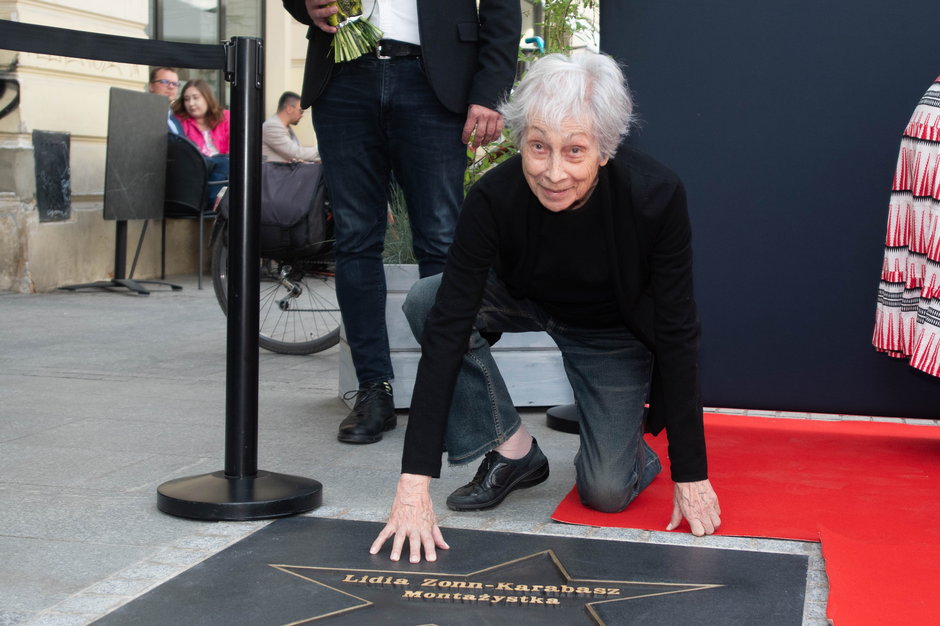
[404,273,663,513]
[312,55,467,385]
[206,154,229,206]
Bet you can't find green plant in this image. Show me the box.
[463,0,599,194]
[382,179,417,264]
[537,0,598,54]
[465,137,518,192]
[328,0,383,62]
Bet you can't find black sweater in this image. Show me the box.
[402,148,708,483]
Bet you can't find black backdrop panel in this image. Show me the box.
[600,2,940,417]
[103,88,168,221]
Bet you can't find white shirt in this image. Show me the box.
[200,130,219,157]
[363,0,420,46]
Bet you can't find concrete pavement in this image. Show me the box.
[0,275,830,625]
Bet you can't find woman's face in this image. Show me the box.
[183,87,208,120]
[520,118,608,212]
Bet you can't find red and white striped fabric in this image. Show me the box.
[873,75,940,377]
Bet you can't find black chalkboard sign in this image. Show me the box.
[103,88,168,221]
[33,130,70,222]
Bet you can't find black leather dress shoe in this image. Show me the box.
[337,381,395,444]
[446,438,549,511]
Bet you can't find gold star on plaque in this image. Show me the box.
[271,549,722,625]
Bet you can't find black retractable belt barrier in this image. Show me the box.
[0,20,322,519]
[0,20,224,68]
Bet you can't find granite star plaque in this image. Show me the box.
[94,517,808,625]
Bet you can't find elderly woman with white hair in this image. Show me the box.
[371,51,721,563]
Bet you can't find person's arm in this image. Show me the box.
[666,479,721,536]
[647,180,704,478]
[461,0,522,148]
[262,121,319,162]
[371,170,509,562]
[645,175,720,535]
[283,0,337,32]
[400,184,504,479]
[469,0,521,110]
[462,104,504,150]
[283,0,313,26]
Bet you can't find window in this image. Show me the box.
[149,0,263,106]
[159,0,220,45]
[223,0,263,38]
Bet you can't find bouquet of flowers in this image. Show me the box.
[328,0,383,63]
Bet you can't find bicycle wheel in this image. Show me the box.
[210,219,341,355]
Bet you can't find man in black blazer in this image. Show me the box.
[283,1,521,444]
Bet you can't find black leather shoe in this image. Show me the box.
[337,381,395,444]
[446,438,549,511]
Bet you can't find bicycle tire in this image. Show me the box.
[209,218,341,355]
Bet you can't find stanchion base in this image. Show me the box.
[157,470,322,521]
[59,278,183,296]
[546,403,580,434]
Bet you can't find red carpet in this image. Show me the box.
[818,524,940,625]
[550,413,940,625]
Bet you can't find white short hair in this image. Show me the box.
[500,51,634,160]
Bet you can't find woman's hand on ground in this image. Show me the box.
[370,473,450,563]
[666,479,721,536]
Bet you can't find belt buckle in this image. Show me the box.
[375,42,391,60]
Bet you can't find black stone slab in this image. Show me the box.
[33,130,71,223]
[94,518,807,625]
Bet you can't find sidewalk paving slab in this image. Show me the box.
[0,276,828,625]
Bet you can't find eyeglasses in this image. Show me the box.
[151,79,180,88]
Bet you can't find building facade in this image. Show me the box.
[0,0,310,292]
[0,1,586,292]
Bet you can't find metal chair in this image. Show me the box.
[162,133,227,289]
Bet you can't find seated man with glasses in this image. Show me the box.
[147,67,184,135]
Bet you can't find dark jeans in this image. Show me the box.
[206,154,229,206]
[404,273,663,513]
[312,55,467,386]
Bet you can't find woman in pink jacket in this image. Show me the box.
[172,79,230,203]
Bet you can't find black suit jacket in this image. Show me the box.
[282,0,521,114]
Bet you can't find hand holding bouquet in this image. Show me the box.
[327,0,383,63]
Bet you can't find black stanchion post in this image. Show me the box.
[224,33,262,479]
[157,37,322,520]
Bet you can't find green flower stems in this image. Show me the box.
[327,0,383,63]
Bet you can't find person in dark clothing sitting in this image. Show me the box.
[371,51,722,564]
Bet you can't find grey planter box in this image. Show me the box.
[339,264,574,409]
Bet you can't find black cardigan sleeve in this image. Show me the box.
[639,175,707,482]
[400,184,502,477]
